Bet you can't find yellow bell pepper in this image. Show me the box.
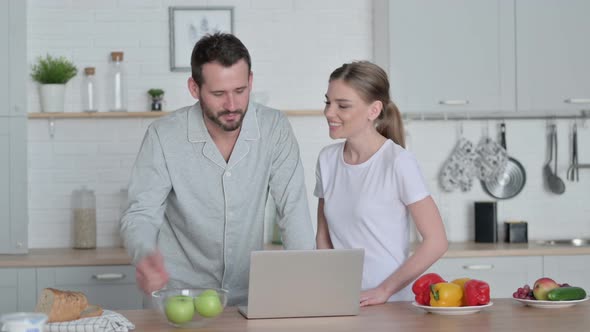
[451,278,470,289]
[430,282,463,307]
[451,278,471,306]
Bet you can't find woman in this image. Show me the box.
[314,61,448,306]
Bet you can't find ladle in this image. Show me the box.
[545,124,565,194]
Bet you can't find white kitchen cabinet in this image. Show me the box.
[36,265,143,310]
[0,122,10,250]
[373,0,516,113]
[0,0,28,254]
[516,0,590,112]
[0,0,7,117]
[0,118,28,254]
[0,0,27,117]
[542,255,590,291]
[426,256,543,298]
[0,268,37,314]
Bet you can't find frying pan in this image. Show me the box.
[482,123,526,199]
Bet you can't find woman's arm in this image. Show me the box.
[316,199,334,249]
[360,195,448,306]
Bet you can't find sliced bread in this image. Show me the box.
[35,288,90,323]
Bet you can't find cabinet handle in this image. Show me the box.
[564,98,590,104]
[93,273,126,280]
[462,264,494,270]
[439,100,470,105]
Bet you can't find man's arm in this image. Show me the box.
[120,125,172,264]
[268,115,315,250]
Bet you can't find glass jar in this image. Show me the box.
[107,51,127,112]
[72,186,97,249]
[81,67,98,112]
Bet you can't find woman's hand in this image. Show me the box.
[359,286,390,307]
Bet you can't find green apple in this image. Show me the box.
[165,295,195,324]
[194,290,223,318]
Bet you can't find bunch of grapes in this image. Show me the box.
[512,284,534,299]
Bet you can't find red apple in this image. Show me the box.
[533,277,559,300]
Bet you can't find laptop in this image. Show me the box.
[238,248,364,319]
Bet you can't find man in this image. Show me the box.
[120,33,315,305]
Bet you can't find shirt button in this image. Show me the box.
[225,171,232,177]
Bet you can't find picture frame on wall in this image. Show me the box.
[168,6,234,72]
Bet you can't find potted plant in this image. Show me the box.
[148,88,165,111]
[31,54,77,112]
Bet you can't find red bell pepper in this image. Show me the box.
[463,279,491,306]
[412,273,445,305]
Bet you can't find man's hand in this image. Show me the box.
[136,250,169,294]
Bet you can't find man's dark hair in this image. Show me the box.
[190,32,252,87]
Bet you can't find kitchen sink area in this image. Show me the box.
[536,238,590,247]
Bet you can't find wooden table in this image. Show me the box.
[119,298,590,332]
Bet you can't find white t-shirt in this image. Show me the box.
[314,139,430,302]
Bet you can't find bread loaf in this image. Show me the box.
[35,288,100,323]
[80,304,104,319]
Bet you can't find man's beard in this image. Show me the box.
[203,105,246,132]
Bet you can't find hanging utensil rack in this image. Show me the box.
[402,110,590,121]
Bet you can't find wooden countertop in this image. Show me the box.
[440,241,590,257]
[0,247,133,267]
[118,299,590,332]
[1,242,589,268]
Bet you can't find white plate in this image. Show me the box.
[513,296,589,308]
[411,302,493,315]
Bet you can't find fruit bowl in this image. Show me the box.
[152,288,228,328]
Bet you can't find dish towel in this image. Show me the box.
[45,310,135,332]
[439,137,478,192]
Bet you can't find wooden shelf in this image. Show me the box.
[28,111,169,119]
[27,110,322,119]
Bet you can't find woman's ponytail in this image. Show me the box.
[376,101,405,148]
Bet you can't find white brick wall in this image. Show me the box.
[27,0,371,113]
[26,1,590,248]
[26,0,372,247]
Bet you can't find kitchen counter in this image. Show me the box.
[0,247,132,267]
[118,299,590,332]
[1,242,589,268]
[436,241,590,257]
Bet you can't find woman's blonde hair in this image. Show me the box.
[329,61,405,147]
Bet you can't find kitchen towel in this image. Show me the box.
[439,137,478,192]
[473,136,508,181]
[45,310,135,332]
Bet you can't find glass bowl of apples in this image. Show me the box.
[152,287,228,328]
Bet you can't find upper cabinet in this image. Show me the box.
[374,0,516,113]
[0,0,26,117]
[374,0,590,114]
[0,1,7,116]
[516,0,590,112]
